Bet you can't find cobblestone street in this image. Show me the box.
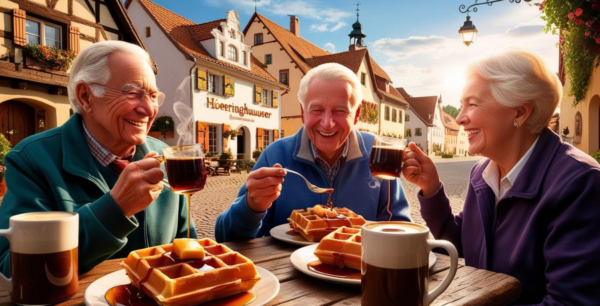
[192,155,484,239]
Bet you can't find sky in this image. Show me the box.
[131,0,559,109]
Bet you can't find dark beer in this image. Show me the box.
[361,263,428,306]
[10,248,78,304]
[369,146,404,179]
[166,157,207,193]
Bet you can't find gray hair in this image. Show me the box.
[468,48,562,134]
[298,63,363,111]
[68,40,152,114]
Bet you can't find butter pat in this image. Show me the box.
[173,239,205,260]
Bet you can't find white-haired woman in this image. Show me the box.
[403,49,600,305]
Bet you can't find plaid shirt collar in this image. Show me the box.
[310,139,349,187]
[82,122,135,167]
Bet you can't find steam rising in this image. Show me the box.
[174,101,193,145]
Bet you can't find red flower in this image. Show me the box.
[575,18,583,26]
[575,8,583,16]
[586,31,591,37]
[568,12,575,20]
[586,20,594,27]
[593,3,599,11]
[597,38,600,44]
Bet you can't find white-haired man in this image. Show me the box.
[0,40,196,276]
[215,63,411,242]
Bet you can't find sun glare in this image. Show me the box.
[444,68,466,90]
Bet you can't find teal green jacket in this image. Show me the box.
[0,114,196,277]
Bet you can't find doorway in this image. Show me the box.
[237,128,245,159]
[0,101,35,147]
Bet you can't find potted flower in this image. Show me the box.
[23,44,76,72]
[0,134,12,195]
[230,130,239,140]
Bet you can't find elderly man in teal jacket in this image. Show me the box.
[0,41,196,276]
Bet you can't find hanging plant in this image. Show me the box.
[151,115,174,133]
[230,129,239,140]
[540,0,600,106]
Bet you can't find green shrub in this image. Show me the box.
[219,149,233,160]
[441,152,453,158]
[0,134,12,180]
[252,149,262,160]
[591,151,600,164]
[151,115,174,133]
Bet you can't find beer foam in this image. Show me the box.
[14,212,75,221]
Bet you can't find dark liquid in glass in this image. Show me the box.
[361,263,428,306]
[165,157,207,193]
[369,146,404,180]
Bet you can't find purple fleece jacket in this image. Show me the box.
[419,128,600,305]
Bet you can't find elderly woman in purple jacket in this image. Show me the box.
[403,49,600,305]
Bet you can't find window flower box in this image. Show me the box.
[23,44,75,72]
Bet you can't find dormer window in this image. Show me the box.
[227,45,237,62]
[229,29,236,39]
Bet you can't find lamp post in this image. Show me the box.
[458,0,532,46]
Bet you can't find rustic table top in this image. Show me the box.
[0,236,521,306]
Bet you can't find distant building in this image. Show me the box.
[0,0,148,148]
[243,10,407,137]
[399,88,444,156]
[126,0,286,157]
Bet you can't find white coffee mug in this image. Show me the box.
[361,221,458,306]
[0,211,79,305]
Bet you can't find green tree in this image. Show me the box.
[442,105,461,119]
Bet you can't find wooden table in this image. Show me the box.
[0,237,521,306]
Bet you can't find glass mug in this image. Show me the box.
[361,222,458,306]
[0,212,79,305]
[369,136,408,180]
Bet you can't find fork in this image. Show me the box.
[284,169,334,194]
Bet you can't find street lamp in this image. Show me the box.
[458,0,532,46]
[459,15,477,46]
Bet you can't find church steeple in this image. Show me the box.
[349,2,366,50]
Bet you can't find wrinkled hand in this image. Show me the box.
[246,164,285,213]
[403,143,441,197]
[110,152,164,217]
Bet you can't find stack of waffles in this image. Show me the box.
[287,205,366,242]
[121,238,261,306]
[313,227,362,270]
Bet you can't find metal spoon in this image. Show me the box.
[284,169,334,194]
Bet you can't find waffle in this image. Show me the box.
[314,227,362,270]
[121,238,261,306]
[287,205,366,242]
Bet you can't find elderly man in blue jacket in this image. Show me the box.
[215,63,411,242]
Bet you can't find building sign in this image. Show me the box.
[206,98,272,119]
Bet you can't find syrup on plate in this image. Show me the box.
[105,284,256,306]
[307,260,361,280]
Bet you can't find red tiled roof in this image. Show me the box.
[396,87,411,98]
[405,95,439,126]
[369,59,391,81]
[132,0,283,86]
[441,111,460,131]
[189,20,226,41]
[248,13,331,74]
[306,48,367,73]
[385,86,408,106]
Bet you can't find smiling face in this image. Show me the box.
[82,52,159,156]
[457,72,517,160]
[301,77,359,165]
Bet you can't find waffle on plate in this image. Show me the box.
[121,238,261,306]
[287,205,366,242]
[313,227,362,270]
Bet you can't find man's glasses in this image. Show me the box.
[88,83,165,107]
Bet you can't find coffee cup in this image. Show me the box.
[361,221,458,306]
[0,212,79,305]
[370,136,408,180]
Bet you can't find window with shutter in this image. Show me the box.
[197,69,208,91]
[256,128,264,150]
[273,129,279,142]
[196,122,209,152]
[68,26,80,54]
[12,9,26,47]
[272,90,278,108]
[255,85,262,104]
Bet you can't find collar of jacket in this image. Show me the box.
[61,113,154,193]
[470,128,561,200]
[293,126,368,164]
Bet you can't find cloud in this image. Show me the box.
[309,22,347,32]
[323,42,335,53]
[505,24,544,36]
[372,36,458,61]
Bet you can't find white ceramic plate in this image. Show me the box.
[290,244,437,286]
[270,223,316,246]
[83,266,279,306]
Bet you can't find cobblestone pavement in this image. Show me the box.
[192,155,485,239]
